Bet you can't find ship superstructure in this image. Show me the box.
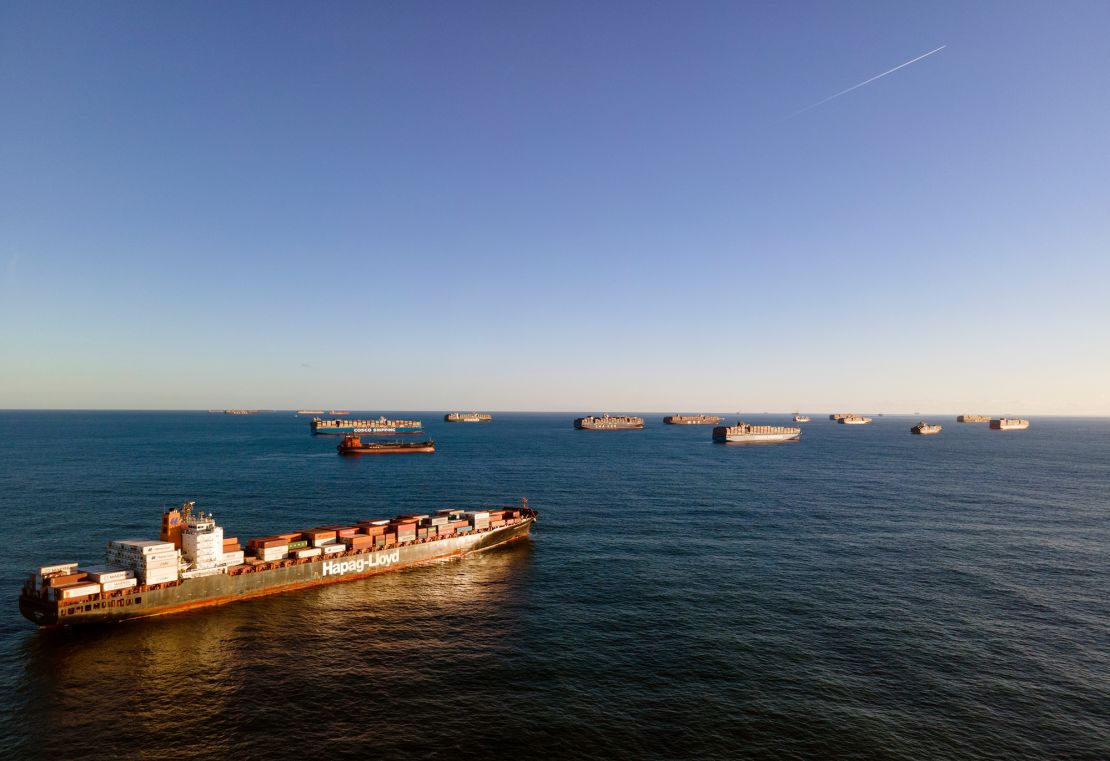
[20,499,536,627]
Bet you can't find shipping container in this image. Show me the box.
[294,547,322,559]
[287,540,309,550]
[100,577,138,592]
[322,543,346,555]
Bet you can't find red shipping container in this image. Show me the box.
[47,573,88,588]
[361,525,387,536]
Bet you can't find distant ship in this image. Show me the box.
[911,421,942,435]
[990,418,1030,431]
[957,415,991,423]
[223,410,258,415]
[311,416,423,435]
[444,413,493,423]
[663,414,722,425]
[829,413,847,421]
[337,435,435,454]
[838,415,873,425]
[793,414,811,423]
[713,422,801,444]
[297,410,325,415]
[328,410,349,416]
[574,414,644,430]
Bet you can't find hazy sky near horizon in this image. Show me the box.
[2,1,1108,413]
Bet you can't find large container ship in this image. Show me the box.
[911,421,942,435]
[957,414,991,423]
[837,415,873,425]
[574,414,645,430]
[311,416,423,435]
[990,418,1030,430]
[19,500,536,627]
[444,412,492,423]
[663,414,722,425]
[712,422,801,444]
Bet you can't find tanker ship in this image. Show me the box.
[19,499,536,627]
[990,418,1030,430]
[311,416,423,435]
[663,414,722,425]
[337,435,435,454]
[574,414,645,430]
[713,422,801,444]
[444,412,492,422]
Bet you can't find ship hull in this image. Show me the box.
[990,421,1030,430]
[339,446,435,454]
[313,426,423,435]
[714,432,800,443]
[20,519,533,627]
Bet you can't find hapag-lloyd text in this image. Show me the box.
[322,552,400,577]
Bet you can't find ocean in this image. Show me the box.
[0,411,1107,759]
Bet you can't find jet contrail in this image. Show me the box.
[790,45,946,118]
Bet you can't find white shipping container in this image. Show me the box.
[223,551,245,565]
[294,547,322,558]
[259,548,288,562]
[59,583,102,599]
[83,567,134,583]
[142,572,179,585]
[108,540,176,555]
[311,537,336,547]
[39,562,79,577]
[100,578,138,592]
[322,543,346,554]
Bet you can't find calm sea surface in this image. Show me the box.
[0,412,1107,759]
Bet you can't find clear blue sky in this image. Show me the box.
[2,1,1108,413]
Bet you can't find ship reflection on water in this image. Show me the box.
[16,543,534,757]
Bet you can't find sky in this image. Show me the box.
[2,1,1108,413]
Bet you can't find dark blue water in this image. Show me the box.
[1,412,1107,759]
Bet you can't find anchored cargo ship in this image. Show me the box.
[911,421,942,435]
[713,422,801,444]
[829,413,847,421]
[297,409,324,415]
[337,435,435,454]
[837,415,873,425]
[957,415,991,423]
[663,414,722,425]
[311,416,423,435]
[574,414,645,430]
[444,412,492,423]
[793,414,812,423]
[19,500,536,627]
[990,418,1030,431]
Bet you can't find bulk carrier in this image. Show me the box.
[19,500,536,627]
[311,416,423,435]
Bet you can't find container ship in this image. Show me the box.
[663,414,722,425]
[957,415,991,423]
[990,418,1030,431]
[911,421,942,435]
[829,413,847,421]
[444,412,492,423]
[793,414,812,423]
[837,415,873,425]
[311,416,423,435]
[337,435,435,454]
[713,422,801,444]
[223,410,259,415]
[19,500,536,627]
[297,409,325,415]
[574,414,645,430]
